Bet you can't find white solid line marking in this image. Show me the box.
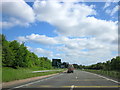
[8,74,63,90]
[84,71,120,84]
[32,70,61,73]
[70,85,74,90]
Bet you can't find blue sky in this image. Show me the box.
[3,21,57,40]
[1,0,118,65]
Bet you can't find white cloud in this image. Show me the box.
[18,33,58,45]
[33,0,96,27]
[27,46,53,58]
[105,9,111,14]
[26,46,33,51]
[34,48,53,57]
[1,0,35,28]
[55,41,117,65]
[33,0,117,45]
[18,33,118,65]
[105,5,118,16]
[103,1,111,9]
[110,5,119,16]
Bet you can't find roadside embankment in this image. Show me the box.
[2,67,66,82]
[2,67,67,88]
[83,69,120,81]
[2,73,59,88]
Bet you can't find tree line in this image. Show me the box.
[2,34,52,69]
[73,56,120,71]
[85,56,120,71]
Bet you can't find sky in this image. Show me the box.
[1,0,119,65]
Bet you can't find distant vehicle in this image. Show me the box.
[67,64,74,73]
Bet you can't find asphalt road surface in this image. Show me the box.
[4,70,120,90]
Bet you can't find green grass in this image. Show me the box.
[83,69,120,79]
[2,67,66,82]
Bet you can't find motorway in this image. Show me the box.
[3,70,120,90]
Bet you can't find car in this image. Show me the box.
[67,64,74,73]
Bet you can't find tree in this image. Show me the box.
[9,40,21,68]
[73,64,79,69]
[2,34,53,69]
[39,57,52,69]
[2,35,15,67]
[111,56,120,71]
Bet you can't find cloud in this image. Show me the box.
[33,0,117,45]
[18,33,58,45]
[1,0,35,28]
[18,36,28,42]
[54,45,116,65]
[26,46,33,51]
[105,5,119,16]
[103,1,111,9]
[55,40,117,65]
[18,33,118,65]
[110,5,119,16]
[26,46,53,58]
[33,0,96,28]
[34,48,53,57]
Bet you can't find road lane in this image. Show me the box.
[5,70,120,90]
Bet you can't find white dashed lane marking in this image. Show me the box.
[70,85,74,90]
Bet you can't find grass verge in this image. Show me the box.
[83,69,120,80]
[2,67,66,82]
